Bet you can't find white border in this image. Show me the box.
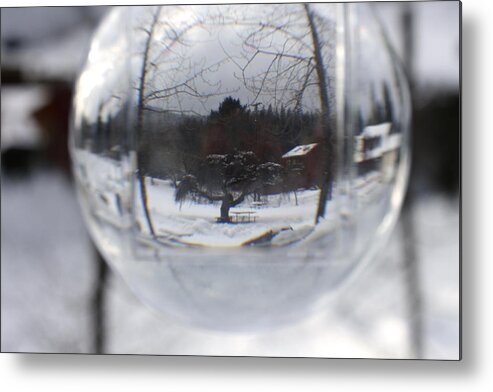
[2,0,491,391]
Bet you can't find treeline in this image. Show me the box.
[139,97,326,182]
[76,96,330,183]
[75,101,131,160]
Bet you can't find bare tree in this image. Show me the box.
[134,6,232,236]
[135,6,162,237]
[217,4,336,223]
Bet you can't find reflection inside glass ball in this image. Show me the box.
[70,4,410,331]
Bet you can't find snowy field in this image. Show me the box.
[1,166,459,358]
[74,149,325,248]
[74,149,387,249]
[139,177,320,247]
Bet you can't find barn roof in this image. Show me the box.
[282,143,319,158]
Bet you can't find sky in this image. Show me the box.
[0,2,459,90]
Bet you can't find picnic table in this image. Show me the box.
[229,209,257,223]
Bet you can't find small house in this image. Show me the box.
[354,122,402,180]
[281,143,322,189]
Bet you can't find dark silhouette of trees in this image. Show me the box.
[136,94,319,192]
[174,97,284,223]
[216,96,244,118]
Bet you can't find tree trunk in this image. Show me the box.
[304,4,334,223]
[138,174,155,236]
[136,8,161,237]
[220,194,233,222]
[219,193,245,223]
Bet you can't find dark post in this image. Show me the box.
[400,2,424,359]
[92,244,108,354]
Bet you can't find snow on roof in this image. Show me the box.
[282,143,319,158]
[360,122,392,138]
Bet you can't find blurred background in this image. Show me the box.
[1,1,459,359]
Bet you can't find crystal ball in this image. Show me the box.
[70,4,410,331]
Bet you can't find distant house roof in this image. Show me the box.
[282,143,319,158]
[360,122,392,138]
[354,122,402,163]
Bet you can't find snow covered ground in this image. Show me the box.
[74,149,330,248]
[1,170,95,353]
[73,149,388,250]
[1,166,459,358]
[139,177,321,247]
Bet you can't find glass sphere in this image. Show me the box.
[70,4,410,331]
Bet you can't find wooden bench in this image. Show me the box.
[229,209,257,223]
